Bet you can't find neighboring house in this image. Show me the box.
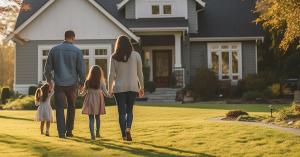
[10,0,263,94]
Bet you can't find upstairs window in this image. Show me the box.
[152,5,160,15]
[163,5,172,14]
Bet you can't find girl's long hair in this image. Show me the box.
[35,83,49,103]
[84,65,106,89]
[112,35,133,62]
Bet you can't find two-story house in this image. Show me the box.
[10,0,263,94]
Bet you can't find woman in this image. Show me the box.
[108,35,144,141]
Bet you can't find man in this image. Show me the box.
[45,30,85,138]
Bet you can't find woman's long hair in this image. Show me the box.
[113,35,133,62]
[84,65,106,89]
[35,83,49,103]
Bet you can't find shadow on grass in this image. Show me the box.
[0,115,34,122]
[70,136,215,157]
[137,103,289,113]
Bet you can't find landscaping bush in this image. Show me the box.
[1,87,11,104]
[277,104,300,121]
[28,86,38,95]
[3,96,36,110]
[236,115,257,122]
[242,91,264,101]
[241,74,268,92]
[191,68,219,100]
[226,110,249,119]
[218,81,232,98]
[270,83,281,97]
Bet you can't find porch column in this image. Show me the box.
[174,33,182,68]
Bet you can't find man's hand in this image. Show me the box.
[79,84,84,93]
[48,81,53,91]
[139,89,144,98]
[109,89,113,98]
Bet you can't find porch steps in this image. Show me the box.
[145,88,179,102]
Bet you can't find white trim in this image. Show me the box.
[117,0,130,10]
[14,84,37,95]
[130,27,188,32]
[174,32,182,68]
[190,37,264,42]
[207,42,243,81]
[14,0,56,34]
[37,44,112,83]
[117,0,205,10]
[88,0,140,42]
[195,0,206,7]
[11,0,139,42]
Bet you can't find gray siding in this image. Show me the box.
[125,0,135,19]
[187,0,198,33]
[242,41,257,76]
[182,35,191,84]
[189,42,207,78]
[15,39,116,85]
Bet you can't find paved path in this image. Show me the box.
[210,117,300,136]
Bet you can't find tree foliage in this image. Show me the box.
[256,0,300,51]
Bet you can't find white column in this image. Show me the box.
[174,33,182,68]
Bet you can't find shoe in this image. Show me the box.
[59,135,66,139]
[96,132,100,138]
[91,135,96,140]
[45,131,50,136]
[126,131,132,141]
[66,132,74,137]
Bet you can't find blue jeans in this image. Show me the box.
[89,115,100,137]
[114,92,137,138]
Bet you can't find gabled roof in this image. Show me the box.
[14,0,140,41]
[117,0,206,10]
[190,0,263,39]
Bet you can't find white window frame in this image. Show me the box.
[207,42,243,81]
[38,44,112,83]
[150,3,174,16]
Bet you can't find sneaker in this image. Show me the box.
[96,132,100,138]
[126,131,132,141]
[59,135,66,139]
[91,135,96,140]
[45,132,50,136]
[66,132,74,137]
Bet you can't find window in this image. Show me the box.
[38,45,111,82]
[163,5,172,14]
[152,5,160,15]
[208,43,242,81]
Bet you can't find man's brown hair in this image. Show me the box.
[65,30,75,39]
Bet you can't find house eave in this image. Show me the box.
[130,27,189,32]
[190,36,264,42]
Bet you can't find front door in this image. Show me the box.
[153,50,172,87]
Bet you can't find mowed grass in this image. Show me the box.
[0,103,299,157]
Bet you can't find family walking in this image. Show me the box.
[34,30,144,141]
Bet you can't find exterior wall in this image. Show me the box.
[242,41,257,76]
[19,0,126,40]
[187,41,257,82]
[15,39,116,94]
[187,0,198,33]
[135,0,188,19]
[125,0,136,19]
[189,41,207,78]
[182,35,191,85]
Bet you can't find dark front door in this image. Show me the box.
[153,50,172,87]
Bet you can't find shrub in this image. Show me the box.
[3,96,36,110]
[218,81,232,98]
[226,110,249,119]
[1,87,11,104]
[277,104,300,121]
[242,74,268,92]
[242,91,264,101]
[145,81,156,93]
[236,115,257,122]
[191,68,219,100]
[28,86,38,95]
[270,83,281,97]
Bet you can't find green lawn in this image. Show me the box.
[0,103,299,157]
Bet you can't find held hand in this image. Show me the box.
[109,90,113,98]
[139,89,144,98]
[48,81,53,91]
[79,85,84,93]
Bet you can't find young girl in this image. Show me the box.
[81,65,110,140]
[35,83,54,136]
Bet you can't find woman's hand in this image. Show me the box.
[109,90,114,98]
[139,89,144,98]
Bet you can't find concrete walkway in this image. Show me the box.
[210,117,300,136]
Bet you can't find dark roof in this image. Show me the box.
[15,0,188,30]
[15,0,49,29]
[190,0,263,38]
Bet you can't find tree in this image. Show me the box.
[256,0,300,51]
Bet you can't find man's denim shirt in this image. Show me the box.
[44,41,86,86]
